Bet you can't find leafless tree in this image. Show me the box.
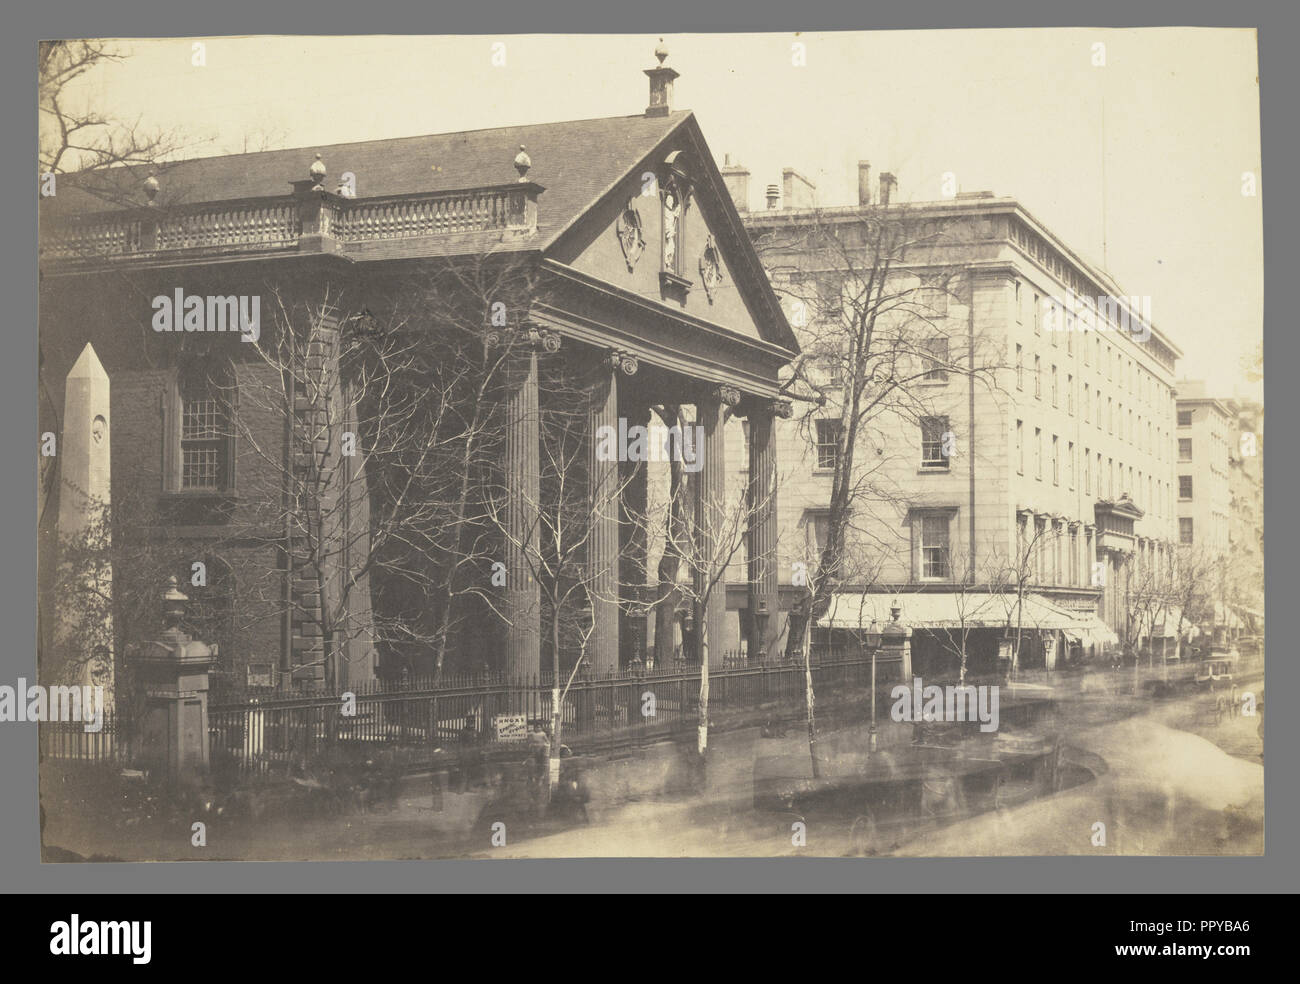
[39,40,199,205]
[752,207,1005,659]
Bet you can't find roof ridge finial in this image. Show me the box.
[655,38,669,65]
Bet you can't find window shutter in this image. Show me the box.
[161,374,180,492]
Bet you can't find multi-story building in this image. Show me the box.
[1175,381,1233,556]
[725,162,1183,675]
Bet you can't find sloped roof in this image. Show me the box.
[45,110,693,251]
[45,108,798,354]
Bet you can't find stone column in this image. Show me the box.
[503,338,543,685]
[587,353,622,676]
[694,387,736,668]
[620,398,650,668]
[747,399,789,659]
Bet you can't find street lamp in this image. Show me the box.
[866,618,882,752]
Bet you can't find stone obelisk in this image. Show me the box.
[56,343,114,705]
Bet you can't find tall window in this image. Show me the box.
[1016,419,1024,474]
[921,514,950,579]
[1033,293,1041,334]
[1179,438,1192,461]
[1035,427,1043,480]
[1067,374,1074,415]
[1179,475,1193,500]
[1034,355,1041,398]
[1052,435,1059,485]
[918,274,948,316]
[1051,364,1058,406]
[1178,409,1192,427]
[1016,344,1023,390]
[1084,447,1091,494]
[1084,382,1090,422]
[921,416,949,468]
[815,419,841,471]
[1068,440,1075,489]
[921,336,949,381]
[1180,517,1195,544]
[170,362,235,493]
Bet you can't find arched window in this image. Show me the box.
[164,359,236,492]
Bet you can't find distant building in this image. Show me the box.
[1174,381,1233,557]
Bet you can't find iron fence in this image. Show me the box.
[41,648,899,777]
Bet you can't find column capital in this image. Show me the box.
[710,384,742,407]
[485,322,561,354]
[740,396,792,419]
[603,348,640,376]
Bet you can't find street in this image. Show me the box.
[41,679,1263,861]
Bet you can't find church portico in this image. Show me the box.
[39,45,799,689]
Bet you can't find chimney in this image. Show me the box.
[720,154,751,212]
[765,184,780,209]
[781,168,816,209]
[644,39,679,117]
[879,171,897,206]
[857,161,872,206]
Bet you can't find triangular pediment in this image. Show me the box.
[544,116,797,354]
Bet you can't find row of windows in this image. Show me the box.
[1015,419,1174,518]
[815,416,954,473]
[1016,291,1174,423]
[1015,344,1172,460]
[918,508,1112,586]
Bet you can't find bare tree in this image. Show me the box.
[39,40,198,205]
[987,518,1054,680]
[234,275,525,691]
[752,208,1005,659]
[635,420,780,770]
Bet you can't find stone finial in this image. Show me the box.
[309,153,327,191]
[143,170,159,205]
[645,39,679,117]
[514,145,532,182]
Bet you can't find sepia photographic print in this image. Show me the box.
[34,29,1264,862]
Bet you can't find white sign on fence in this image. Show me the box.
[493,713,528,743]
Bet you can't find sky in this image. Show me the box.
[56,30,1264,399]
